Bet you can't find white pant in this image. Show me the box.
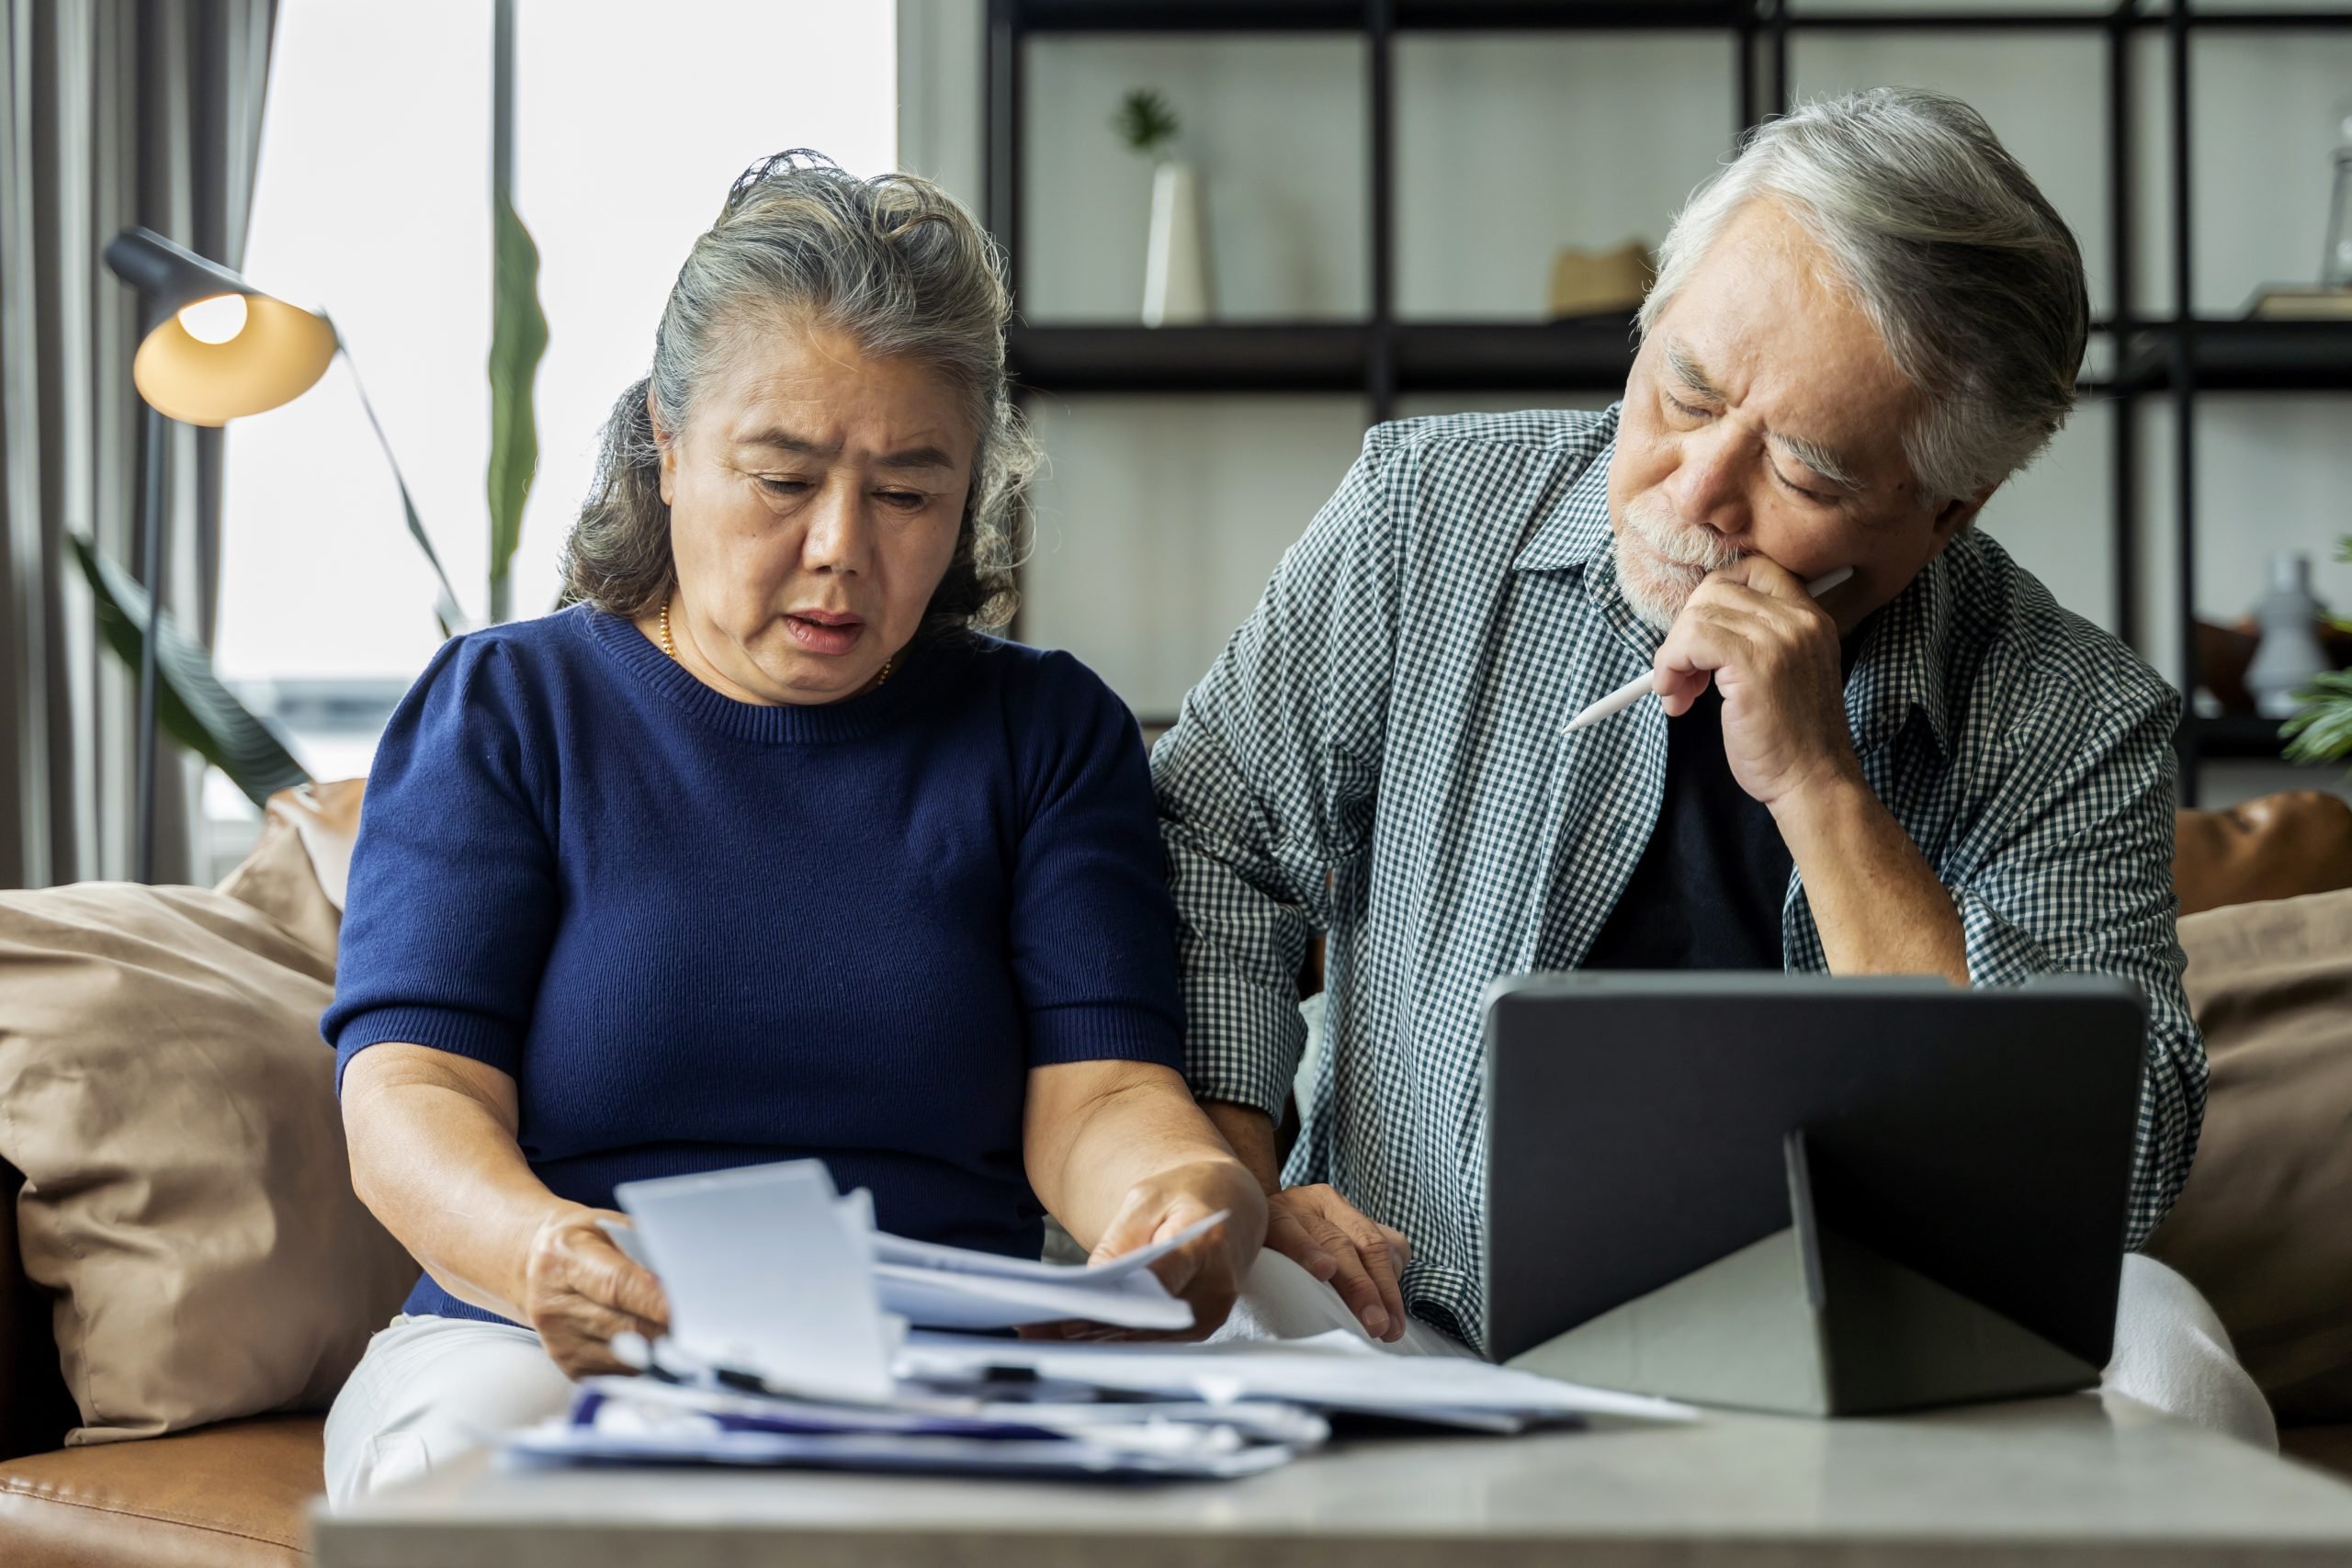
[323,1250,2276,1506]
[1216,1249,2278,1450]
[322,1314,573,1508]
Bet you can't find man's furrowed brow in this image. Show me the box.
[1663,339,1725,400]
[1770,430,1866,493]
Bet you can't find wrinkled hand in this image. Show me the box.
[1036,1158,1267,1342]
[521,1203,670,1378]
[1263,1183,1413,1343]
[1654,554,1858,808]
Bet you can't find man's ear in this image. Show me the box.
[648,387,678,507]
[1925,482,1999,561]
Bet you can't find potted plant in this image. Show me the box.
[1116,88,1211,327]
[2284,537,2352,768]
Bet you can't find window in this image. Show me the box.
[210,0,895,857]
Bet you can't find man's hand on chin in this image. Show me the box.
[1652,553,1970,986]
[1651,552,1861,810]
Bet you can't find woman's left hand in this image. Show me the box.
[1069,1157,1268,1340]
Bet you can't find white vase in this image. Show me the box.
[2245,551,2332,719]
[1143,160,1211,327]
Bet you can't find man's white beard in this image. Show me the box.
[1612,491,1746,633]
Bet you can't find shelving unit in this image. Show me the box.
[983,1,2352,795]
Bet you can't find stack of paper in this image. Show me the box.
[872,1221,1213,1333]
[605,1158,1208,1390]
[506,1364,1317,1480]
[508,1158,1694,1482]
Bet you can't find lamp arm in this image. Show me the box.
[334,325,468,637]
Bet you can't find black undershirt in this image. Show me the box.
[1579,684,1792,972]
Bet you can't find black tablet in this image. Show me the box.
[1481,973,2147,1414]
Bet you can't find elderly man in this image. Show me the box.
[1154,87,2273,1444]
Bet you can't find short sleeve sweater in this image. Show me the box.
[322,606,1185,1324]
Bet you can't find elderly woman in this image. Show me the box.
[319,153,1265,1504]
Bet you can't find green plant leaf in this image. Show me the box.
[71,533,310,808]
[486,197,548,625]
[1114,88,1180,157]
[2281,667,2352,767]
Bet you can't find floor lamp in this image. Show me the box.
[103,225,335,883]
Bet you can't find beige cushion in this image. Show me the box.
[2148,886,2352,1426]
[0,865,413,1445]
[211,780,363,965]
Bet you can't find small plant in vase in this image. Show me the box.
[2283,536,2352,767]
[1115,87,1211,327]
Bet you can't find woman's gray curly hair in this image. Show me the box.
[561,151,1035,635]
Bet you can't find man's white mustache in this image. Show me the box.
[1621,494,1744,574]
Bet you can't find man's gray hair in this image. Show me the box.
[1637,88,2088,506]
[563,151,1035,634]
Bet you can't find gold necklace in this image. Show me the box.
[658,596,895,686]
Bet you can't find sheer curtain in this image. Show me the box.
[0,0,277,888]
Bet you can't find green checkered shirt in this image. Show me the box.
[1151,402,2205,1352]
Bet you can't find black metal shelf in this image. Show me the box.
[1395,319,1640,389]
[986,0,2352,800]
[1012,2,2352,34]
[1007,323,1370,393]
[1007,318,1647,396]
[2188,712,2308,761]
[2115,320,2352,393]
[1016,1,1749,32]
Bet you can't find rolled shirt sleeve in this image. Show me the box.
[1151,429,1406,1122]
[1948,682,2207,1251]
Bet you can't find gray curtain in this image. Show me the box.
[0,0,277,890]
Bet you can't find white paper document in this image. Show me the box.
[615,1161,898,1404]
[526,1157,1699,1483]
[872,1262,1191,1332]
[896,1329,1699,1428]
[617,1159,1217,1359]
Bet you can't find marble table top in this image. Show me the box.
[313,1392,2352,1568]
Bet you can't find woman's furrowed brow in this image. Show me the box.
[738,427,956,470]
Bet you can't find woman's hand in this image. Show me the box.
[520,1203,672,1377]
[1070,1157,1268,1340]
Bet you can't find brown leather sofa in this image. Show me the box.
[3,790,2351,1566]
[0,1201,321,1566]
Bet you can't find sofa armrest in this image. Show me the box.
[2175,791,2352,918]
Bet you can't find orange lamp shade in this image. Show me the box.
[106,226,338,427]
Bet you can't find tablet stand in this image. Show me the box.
[1503,1131,2101,1416]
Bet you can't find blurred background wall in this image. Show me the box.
[188,0,2352,877]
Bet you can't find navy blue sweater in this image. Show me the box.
[323,607,1185,1324]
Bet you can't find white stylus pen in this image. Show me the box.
[1562,565,1856,736]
